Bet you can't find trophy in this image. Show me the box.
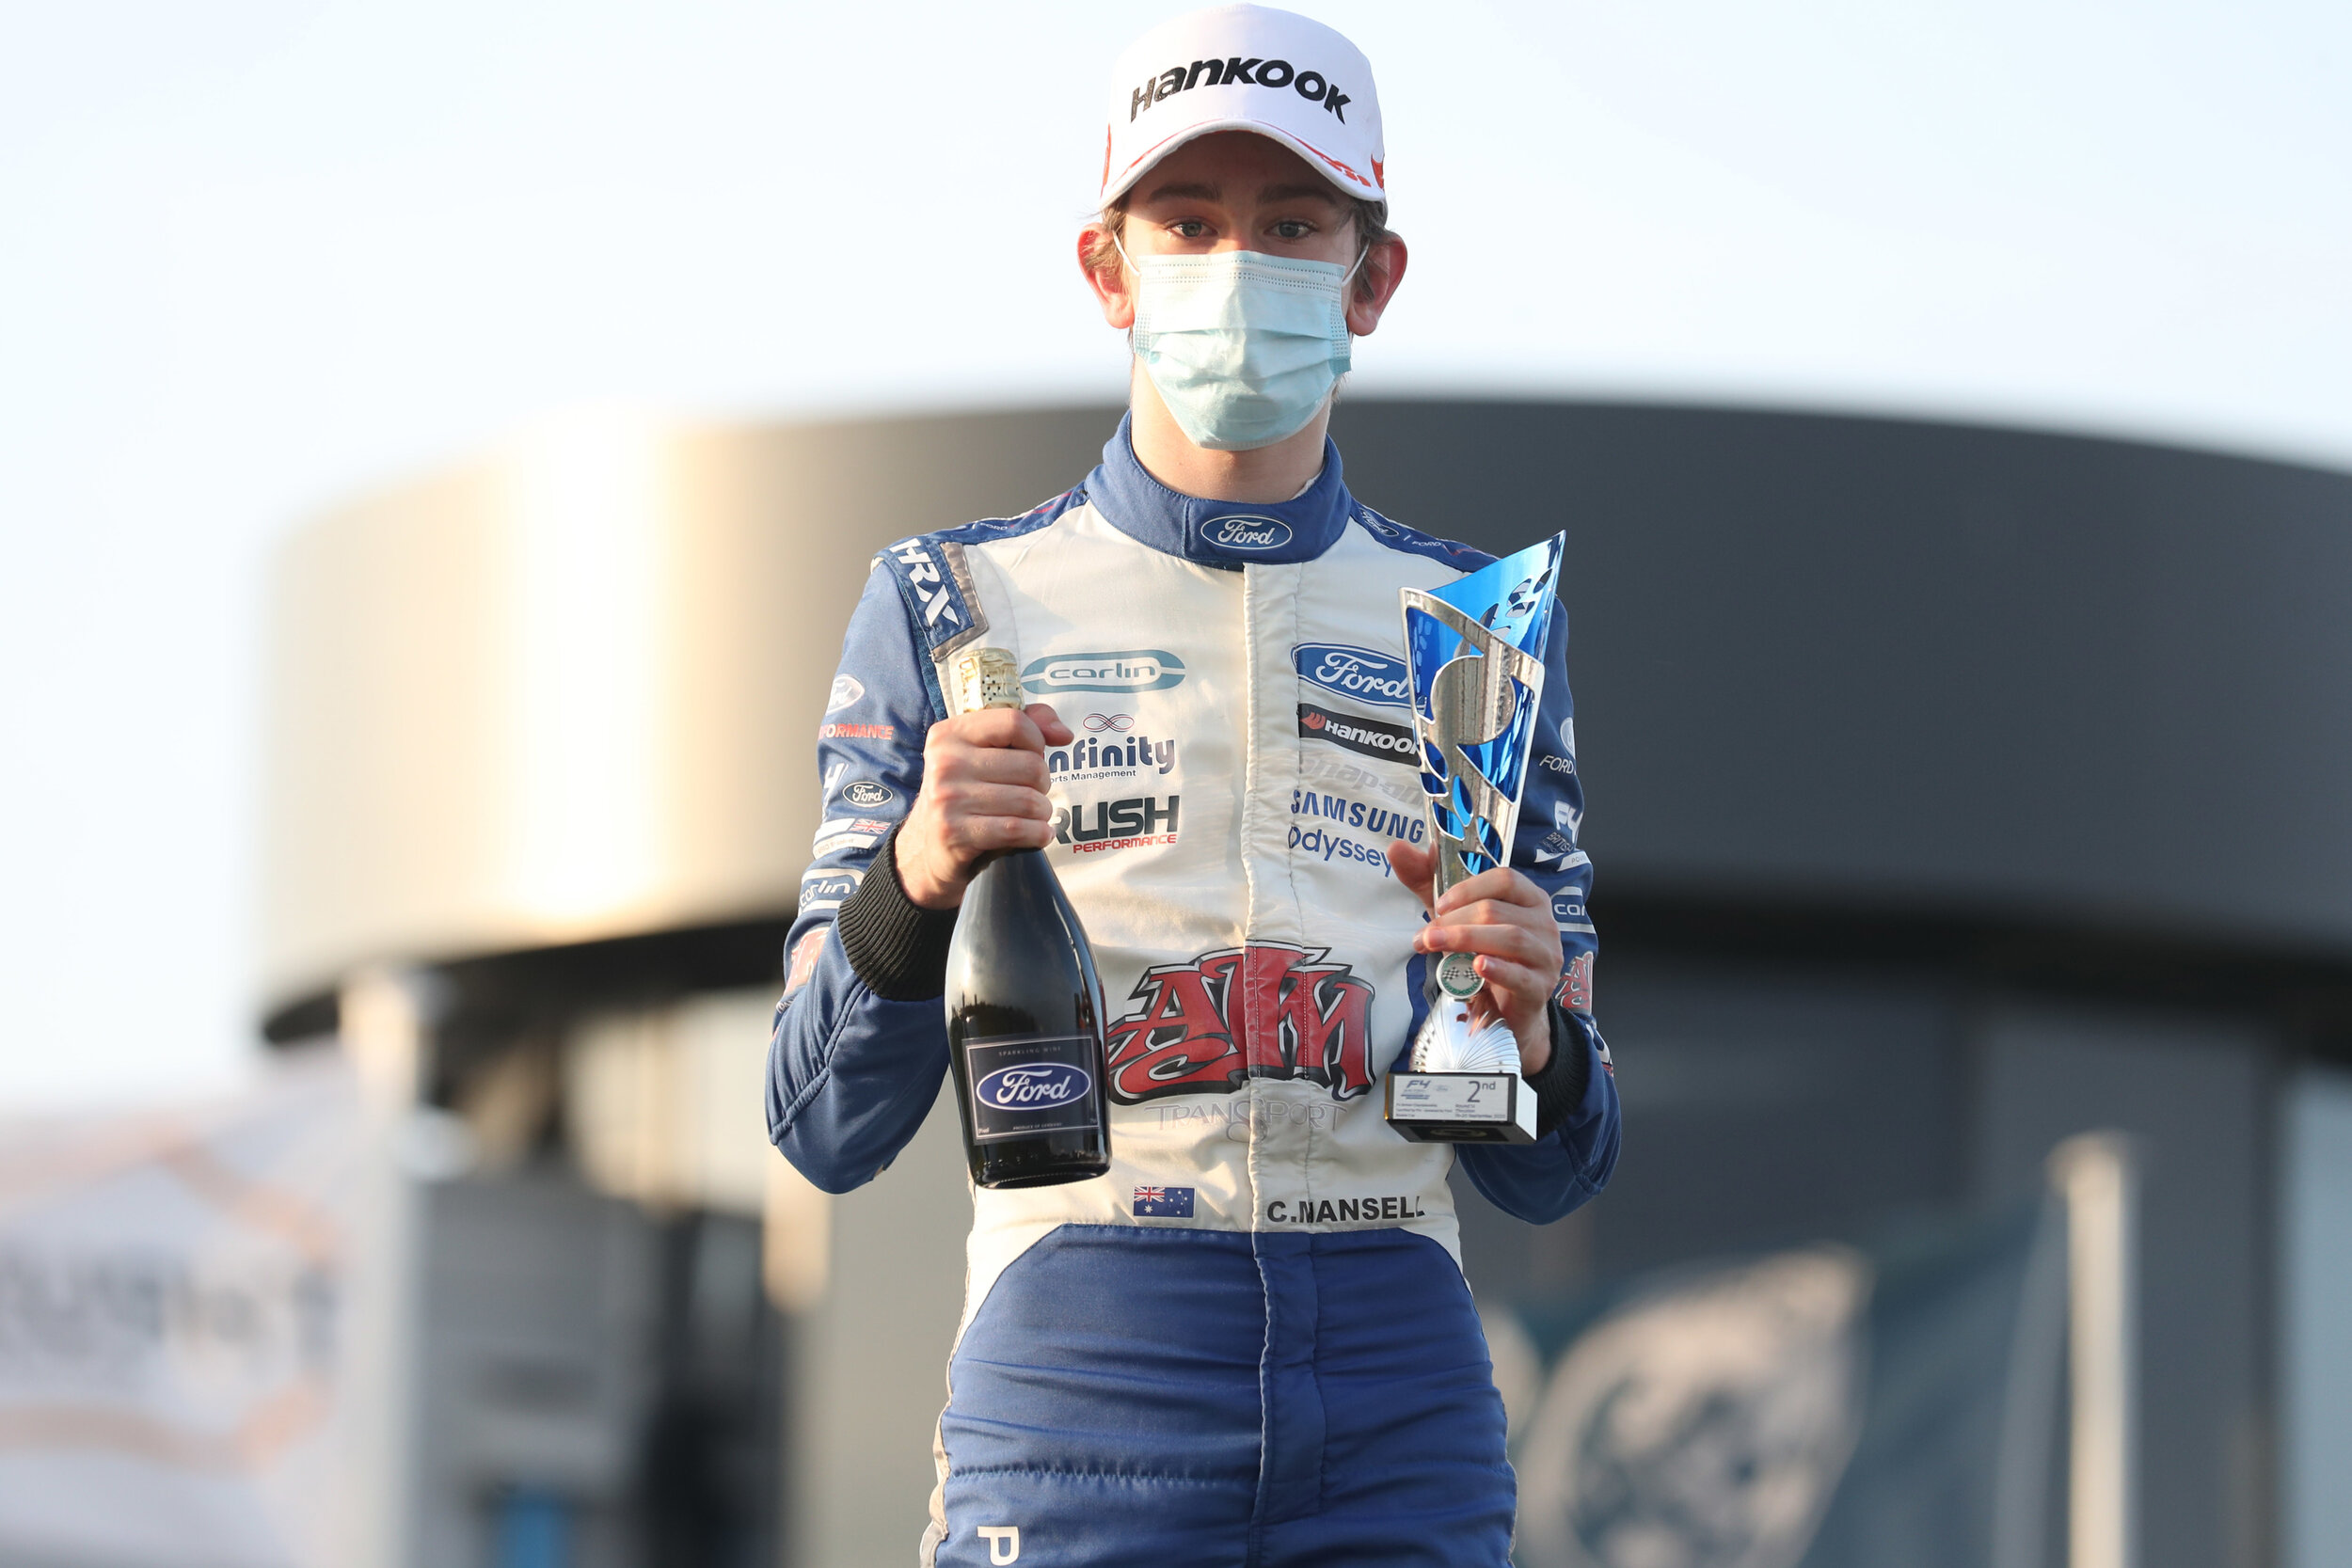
[1384,533,1565,1145]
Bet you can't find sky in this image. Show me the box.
[2,0,2347,1113]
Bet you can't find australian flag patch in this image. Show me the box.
[1133,1185,1196,1219]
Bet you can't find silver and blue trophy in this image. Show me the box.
[1383,532,1565,1145]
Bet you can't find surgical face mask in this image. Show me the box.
[1120,240,1364,452]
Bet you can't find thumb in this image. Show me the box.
[1026,702,1074,746]
[1387,840,1436,911]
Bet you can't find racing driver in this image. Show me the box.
[768,7,1621,1563]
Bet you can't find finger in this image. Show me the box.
[943,706,1053,753]
[937,746,1054,790]
[1472,955,1554,1013]
[1431,897,1552,933]
[949,814,1058,854]
[1025,703,1074,746]
[932,781,1057,822]
[1386,841,1436,909]
[1434,865,1545,914]
[1415,922,1559,970]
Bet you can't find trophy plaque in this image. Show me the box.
[1385,533,1565,1145]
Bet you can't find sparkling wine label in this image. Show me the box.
[963,1034,1101,1143]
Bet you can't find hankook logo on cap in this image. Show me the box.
[1023,650,1187,694]
[1205,515,1293,551]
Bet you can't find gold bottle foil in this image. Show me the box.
[950,647,1022,714]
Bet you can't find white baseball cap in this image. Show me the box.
[1103,5,1386,210]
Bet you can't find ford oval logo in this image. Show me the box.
[1205,515,1293,551]
[1292,642,1411,708]
[975,1063,1092,1110]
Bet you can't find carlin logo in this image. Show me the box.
[1022,649,1185,695]
[842,780,894,809]
[824,674,864,714]
[1297,702,1417,762]
[1204,515,1292,551]
[1104,942,1375,1105]
[798,869,862,911]
[1293,643,1410,708]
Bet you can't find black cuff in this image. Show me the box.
[834,827,961,1003]
[1527,1003,1591,1140]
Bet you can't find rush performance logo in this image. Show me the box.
[1104,942,1375,1104]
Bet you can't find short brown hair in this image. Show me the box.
[1083,196,1396,305]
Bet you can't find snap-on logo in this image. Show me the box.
[1293,643,1410,708]
[1204,515,1292,551]
[1023,649,1186,694]
[974,1063,1091,1111]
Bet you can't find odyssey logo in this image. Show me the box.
[1203,515,1293,551]
[1293,642,1410,708]
[974,1063,1091,1111]
[1023,649,1186,694]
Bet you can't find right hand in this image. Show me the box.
[896,703,1073,910]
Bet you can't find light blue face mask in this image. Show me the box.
[1121,242,1364,452]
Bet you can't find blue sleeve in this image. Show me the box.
[764,562,953,1194]
[1454,600,1623,1224]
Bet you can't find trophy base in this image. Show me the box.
[1384,1070,1539,1144]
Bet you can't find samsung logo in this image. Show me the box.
[1293,642,1410,708]
[1023,649,1187,694]
[1204,515,1293,551]
[975,1063,1091,1110]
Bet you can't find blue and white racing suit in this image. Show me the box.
[768,417,1621,1566]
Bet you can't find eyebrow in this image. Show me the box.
[1136,179,1345,208]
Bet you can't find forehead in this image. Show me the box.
[1131,131,1345,205]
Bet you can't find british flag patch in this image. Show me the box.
[1133,1185,1196,1218]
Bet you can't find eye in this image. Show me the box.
[1168,219,1210,240]
[1272,219,1316,241]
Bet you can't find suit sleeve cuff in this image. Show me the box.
[1528,1002,1592,1139]
[835,827,961,1003]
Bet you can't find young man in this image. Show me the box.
[768,7,1620,1563]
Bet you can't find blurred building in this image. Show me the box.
[253,401,2352,1568]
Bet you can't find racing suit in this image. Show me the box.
[767,417,1621,1566]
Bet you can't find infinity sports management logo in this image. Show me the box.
[1293,642,1410,708]
[1023,650,1186,694]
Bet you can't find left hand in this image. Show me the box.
[1387,842,1560,1076]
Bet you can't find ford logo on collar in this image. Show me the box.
[1204,515,1293,551]
[1293,642,1411,708]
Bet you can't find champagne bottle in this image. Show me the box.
[942,649,1112,1189]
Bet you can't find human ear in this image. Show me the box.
[1344,233,1408,337]
[1078,225,1136,331]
